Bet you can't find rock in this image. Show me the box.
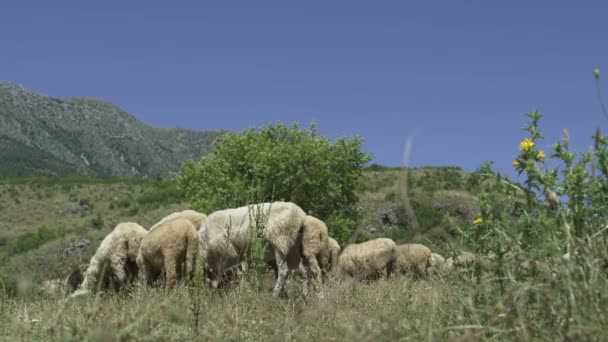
[63,239,91,257]
[65,202,90,214]
[376,206,398,227]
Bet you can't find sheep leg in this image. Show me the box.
[164,254,178,289]
[299,262,310,298]
[307,256,322,295]
[272,249,289,298]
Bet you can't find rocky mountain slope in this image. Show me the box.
[0,81,221,178]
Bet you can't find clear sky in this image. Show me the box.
[2,1,607,180]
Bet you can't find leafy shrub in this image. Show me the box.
[453,109,608,336]
[135,180,183,209]
[177,121,371,245]
[431,190,479,223]
[8,225,58,255]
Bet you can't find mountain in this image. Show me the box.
[0,81,222,178]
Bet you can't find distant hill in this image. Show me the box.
[0,81,222,178]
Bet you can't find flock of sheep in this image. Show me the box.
[58,201,467,299]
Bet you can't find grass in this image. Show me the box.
[0,273,513,341]
[3,259,604,341]
[1,164,605,340]
[0,179,190,288]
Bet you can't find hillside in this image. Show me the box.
[0,167,604,341]
[0,166,485,287]
[0,81,222,178]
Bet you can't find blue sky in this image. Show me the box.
[2,1,607,180]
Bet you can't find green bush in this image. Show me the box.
[135,180,183,209]
[8,225,58,255]
[177,121,371,245]
[452,109,608,336]
[89,214,104,230]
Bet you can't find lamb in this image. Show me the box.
[199,201,309,297]
[76,222,147,294]
[137,217,201,288]
[337,238,397,282]
[149,209,207,232]
[394,243,432,279]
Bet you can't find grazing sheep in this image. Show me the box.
[299,215,329,293]
[78,222,147,293]
[137,217,201,288]
[320,237,341,278]
[337,238,397,282]
[265,215,330,295]
[394,243,432,279]
[199,201,309,297]
[149,209,207,232]
[429,253,453,273]
[447,251,497,271]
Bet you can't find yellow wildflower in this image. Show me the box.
[512,160,520,168]
[536,150,545,160]
[519,138,534,151]
[473,217,483,225]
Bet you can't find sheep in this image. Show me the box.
[337,238,397,282]
[76,222,147,294]
[137,217,201,288]
[264,215,330,295]
[446,251,499,272]
[199,201,309,298]
[394,243,432,279]
[149,209,207,232]
[320,237,341,279]
[429,253,453,273]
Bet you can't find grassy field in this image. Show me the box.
[0,165,606,340]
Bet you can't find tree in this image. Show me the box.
[176,121,372,244]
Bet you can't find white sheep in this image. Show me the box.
[337,238,397,282]
[77,222,147,294]
[394,243,432,279]
[320,237,341,280]
[199,201,309,297]
[137,217,201,288]
[149,209,207,232]
[264,215,330,295]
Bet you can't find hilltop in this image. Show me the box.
[0,81,221,178]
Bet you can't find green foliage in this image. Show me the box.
[89,214,104,230]
[454,110,608,337]
[245,202,272,285]
[177,121,371,244]
[8,225,64,255]
[134,180,184,209]
[415,167,466,192]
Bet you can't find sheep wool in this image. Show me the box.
[80,222,147,292]
[137,217,201,288]
[337,238,397,282]
[394,243,432,279]
[200,201,309,297]
[149,209,207,232]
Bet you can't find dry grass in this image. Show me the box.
[0,273,472,341]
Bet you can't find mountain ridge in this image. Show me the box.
[0,81,222,178]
